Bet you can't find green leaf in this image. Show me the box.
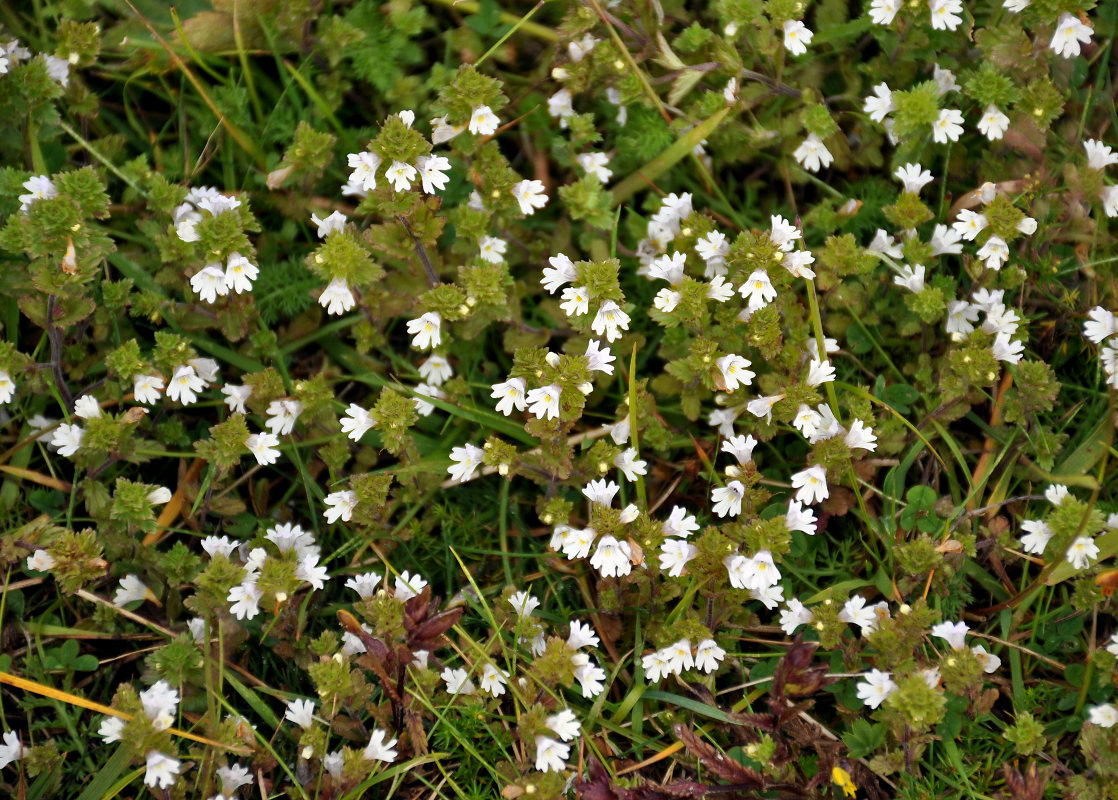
[842,718,886,758]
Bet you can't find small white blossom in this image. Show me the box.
[448,444,485,483]
[793,133,833,172]
[932,108,964,143]
[977,105,1010,140]
[468,105,499,136]
[782,19,813,56]
[1050,13,1092,59]
[319,278,356,315]
[512,179,548,215]
[407,312,442,350]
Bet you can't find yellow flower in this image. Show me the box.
[832,766,857,798]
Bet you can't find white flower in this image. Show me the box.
[430,115,464,144]
[661,505,700,538]
[228,581,262,620]
[746,394,784,424]
[642,649,671,682]
[1003,0,1030,11]
[716,354,754,392]
[18,175,57,211]
[793,133,833,172]
[567,620,600,650]
[526,384,561,420]
[869,0,901,25]
[1088,704,1118,728]
[114,574,154,606]
[692,639,725,673]
[792,404,823,439]
[265,399,302,436]
[568,32,598,61]
[479,663,508,696]
[791,465,829,504]
[560,286,590,317]
[931,620,968,651]
[785,500,818,535]
[1045,484,1070,505]
[977,235,1009,271]
[778,598,813,635]
[323,490,358,524]
[547,88,575,124]
[73,394,101,420]
[584,339,615,374]
[844,419,878,452]
[933,63,959,95]
[131,374,163,405]
[415,154,451,194]
[319,278,356,315]
[407,312,442,350]
[932,108,964,143]
[1050,13,1092,59]
[659,539,698,577]
[863,83,895,123]
[722,434,757,465]
[144,752,181,789]
[977,105,1010,140]
[571,652,607,697]
[441,667,475,695]
[929,0,963,31]
[931,224,963,255]
[412,382,444,417]
[418,355,453,386]
[711,480,745,518]
[448,444,485,483]
[1066,536,1099,570]
[224,252,257,294]
[363,729,399,762]
[190,264,228,303]
[97,716,125,744]
[591,300,630,342]
[478,235,507,264]
[344,572,381,599]
[782,19,813,55]
[189,357,219,383]
[296,554,328,590]
[590,535,632,578]
[542,253,577,294]
[856,670,897,709]
[394,570,428,601]
[953,209,988,241]
[806,359,836,387]
[217,764,254,795]
[535,736,570,772]
[469,105,500,136]
[992,332,1024,365]
[1019,519,1054,554]
[614,448,647,482]
[769,215,801,251]
[577,152,613,183]
[508,590,540,619]
[1084,307,1118,344]
[783,249,816,279]
[512,179,548,215]
[245,431,281,466]
[583,478,620,507]
[26,548,55,572]
[488,377,525,416]
[894,163,933,194]
[706,275,735,303]
[545,709,580,743]
[652,288,681,313]
[347,151,381,192]
[739,269,777,311]
[167,365,206,405]
[972,645,1001,674]
[1099,186,1118,217]
[385,160,418,192]
[650,251,687,284]
[310,210,346,238]
[1084,139,1118,170]
[139,681,179,731]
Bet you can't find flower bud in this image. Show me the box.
[545,352,561,367]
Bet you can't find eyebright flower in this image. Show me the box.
[535,736,570,773]
[1066,536,1099,570]
[310,210,346,238]
[190,264,227,303]
[132,374,164,404]
[441,668,475,695]
[385,160,418,192]
[478,235,507,264]
[844,419,878,451]
[782,19,813,55]
[793,133,833,172]
[583,478,620,507]
[407,312,442,350]
[894,163,933,194]
[560,286,590,317]
[863,82,894,123]
[976,235,1009,271]
[856,669,897,709]
[932,109,964,143]
[659,539,698,577]
[447,444,485,483]
[320,278,356,315]
[780,598,814,634]
[791,465,829,504]
[491,377,527,416]
[394,570,428,601]
[511,179,548,215]
[285,698,315,729]
[591,300,631,342]
[868,0,900,25]
[929,0,963,31]
[711,480,745,518]
[265,399,302,436]
[526,384,561,421]
[363,729,399,763]
[478,663,509,696]
[739,269,777,310]
[1050,12,1092,59]
[1088,704,1118,728]
[584,339,615,374]
[114,574,154,606]
[1084,139,1118,170]
[589,535,632,578]
[245,431,281,465]
[144,752,181,789]
[323,490,357,524]
[415,154,451,194]
[166,365,205,405]
[18,175,57,211]
[468,105,499,136]
[228,581,262,620]
[542,253,577,294]
[50,423,84,457]
[716,354,754,392]
[977,105,1010,140]
[224,252,258,294]
[614,448,647,482]
[953,209,987,241]
[577,152,612,183]
[931,620,969,651]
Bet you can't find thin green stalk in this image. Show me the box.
[476,0,546,65]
